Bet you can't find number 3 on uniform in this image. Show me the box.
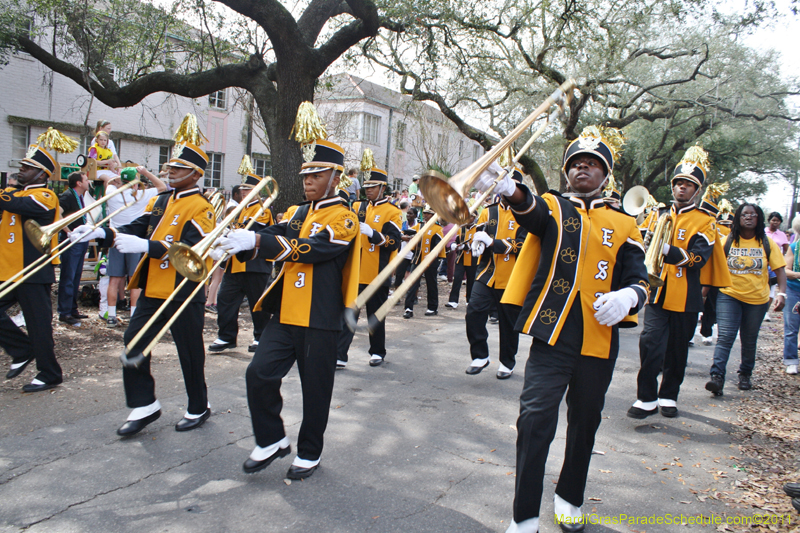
[295,272,306,288]
[7,233,14,244]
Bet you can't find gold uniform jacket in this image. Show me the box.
[475,203,527,289]
[354,198,402,286]
[99,187,216,302]
[650,204,716,313]
[455,224,477,267]
[247,196,359,330]
[0,184,59,284]
[501,187,649,359]
[227,199,273,274]
[410,222,446,265]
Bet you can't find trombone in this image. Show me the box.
[366,98,570,333]
[120,177,278,368]
[0,201,132,300]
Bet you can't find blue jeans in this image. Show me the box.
[783,286,800,366]
[57,240,89,317]
[710,293,769,383]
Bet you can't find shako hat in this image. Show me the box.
[699,182,729,217]
[168,114,209,175]
[237,155,263,187]
[672,145,709,188]
[22,128,79,177]
[292,102,345,175]
[562,125,625,179]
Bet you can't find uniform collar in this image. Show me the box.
[672,203,696,215]
[246,198,261,209]
[568,196,605,210]
[173,186,201,199]
[312,196,345,211]
[23,183,47,191]
[371,196,390,206]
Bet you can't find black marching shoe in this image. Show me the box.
[72,312,89,319]
[424,309,438,316]
[22,380,61,393]
[784,482,800,498]
[369,355,384,367]
[793,499,800,513]
[175,409,210,432]
[738,374,752,390]
[208,341,236,353]
[559,521,585,533]
[248,341,259,353]
[59,314,81,327]
[403,309,413,319]
[6,357,33,379]
[496,369,513,380]
[706,374,724,396]
[627,406,658,419]
[117,410,161,437]
[243,445,291,474]
[287,464,318,480]
[660,406,678,418]
[465,360,490,375]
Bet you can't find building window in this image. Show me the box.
[80,135,92,155]
[253,155,271,177]
[11,125,29,160]
[334,112,358,140]
[393,178,403,192]
[209,90,226,110]
[363,114,380,144]
[207,153,223,188]
[396,121,406,151]
[159,146,171,168]
[473,144,482,162]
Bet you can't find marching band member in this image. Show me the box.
[218,106,360,480]
[403,205,445,318]
[483,126,649,533]
[628,146,725,420]
[208,162,273,354]
[445,212,478,309]
[0,142,65,392]
[72,119,215,436]
[465,168,527,379]
[337,165,402,368]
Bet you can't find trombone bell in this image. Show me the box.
[23,220,53,254]
[418,169,471,225]
[167,242,209,282]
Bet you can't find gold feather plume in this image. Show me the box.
[238,155,254,176]
[36,128,79,154]
[360,148,375,182]
[702,181,729,202]
[291,102,328,163]
[679,145,710,174]
[603,174,619,197]
[173,113,208,146]
[580,125,626,162]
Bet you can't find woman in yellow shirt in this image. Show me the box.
[706,203,786,395]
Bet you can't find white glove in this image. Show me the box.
[662,243,671,256]
[471,231,493,257]
[360,222,374,238]
[70,224,105,243]
[474,161,517,197]
[450,242,457,251]
[208,246,226,262]
[593,287,639,327]
[114,233,149,254]
[218,229,256,255]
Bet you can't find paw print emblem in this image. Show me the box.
[290,220,303,231]
[539,309,558,325]
[560,248,577,263]
[553,278,570,295]
[564,217,580,233]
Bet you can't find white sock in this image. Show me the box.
[470,357,490,368]
[184,402,211,419]
[658,398,677,408]
[30,378,45,386]
[498,363,513,374]
[554,494,582,522]
[505,517,539,533]
[250,436,291,461]
[108,306,116,318]
[130,306,136,316]
[212,339,228,345]
[633,399,658,410]
[127,400,162,421]
[291,456,320,468]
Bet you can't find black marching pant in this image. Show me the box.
[514,339,616,522]
[465,281,520,369]
[337,284,389,361]
[700,287,718,338]
[247,321,339,461]
[216,271,270,344]
[393,258,412,288]
[404,259,440,312]
[637,303,698,402]
[448,262,477,304]
[0,283,61,384]
[123,295,208,415]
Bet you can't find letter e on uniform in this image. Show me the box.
[601,228,614,247]
[677,229,686,240]
[309,222,323,236]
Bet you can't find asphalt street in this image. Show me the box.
[0,303,750,532]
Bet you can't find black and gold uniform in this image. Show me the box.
[466,181,527,376]
[447,221,477,305]
[96,183,216,417]
[212,173,274,352]
[236,136,360,473]
[337,169,402,364]
[0,144,63,390]
[631,145,729,418]
[498,126,649,528]
[403,209,446,316]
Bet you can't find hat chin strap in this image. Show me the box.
[564,176,609,199]
[323,170,340,199]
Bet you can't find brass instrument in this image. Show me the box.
[0,202,132,300]
[168,178,277,282]
[120,177,278,368]
[24,178,141,254]
[419,79,577,225]
[643,212,673,288]
[622,186,650,216]
[208,190,226,220]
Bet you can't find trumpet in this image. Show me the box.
[120,178,278,368]
[419,79,576,226]
[0,202,132,300]
[24,178,142,254]
[366,94,573,333]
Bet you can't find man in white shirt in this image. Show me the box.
[103,166,167,327]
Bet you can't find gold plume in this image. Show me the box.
[36,128,79,154]
[238,155,254,176]
[603,174,619,197]
[718,199,734,215]
[172,113,208,146]
[580,125,626,162]
[679,145,710,174]
[702,181,729,202]
[360,148,375,182]
[291,102,328,163]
